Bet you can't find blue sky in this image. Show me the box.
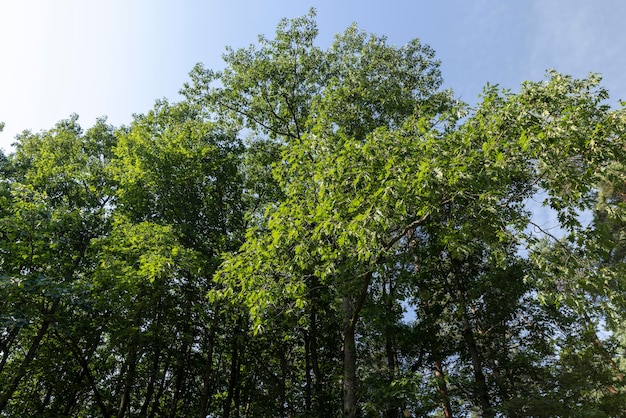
[1,0,625,152]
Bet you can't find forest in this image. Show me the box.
[1,11,626,418]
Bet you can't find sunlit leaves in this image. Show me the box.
[2,10,626,417]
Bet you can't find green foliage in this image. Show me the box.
[113,99,244,253]
[1,11,626,418]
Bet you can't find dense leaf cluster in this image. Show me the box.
[1,10,625,417]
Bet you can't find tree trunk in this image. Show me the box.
[342,273,372,418]
[117,304,143,418]
[383,278,400,418]
[460,304,492,417]
[141,298,164,417]
[434,359,453,418]
[116,347,137,418]
[168,339,190,418]
[342,296,358,418]
[223,330,240,418]
[199,313,218,418]
[149,354,171,418]
[141,343,161,417]
[451,264,493,418]
[70,339,111,418]
[308,276,325,417]
[0,298,59,413]
[305,332,312,412]
[279,342,287,417]
[60,368,86,415]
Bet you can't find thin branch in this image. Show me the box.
[214,96,295,139]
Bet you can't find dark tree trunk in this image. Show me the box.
[0,298,59,413]
[70,339,111,418]
[342,295,358,418]
[383,278,400,418]
[308,276,326,417]
[342,273,372,418]
[454,280,492,418]
[54,329,102,415]
[168,339,190,418]
[149,354,171,418]
[461,312,493,417]
[304,332,312,412]
[223,330,240,418]
[279,342,287,417]
[117,304,143,418]
[117,347,138,418]
[141,298,164,417]
[141,343,161,417]
[60,368,86,415]
[434,359,453,418]
[199,313,218,418]
[450,260,493,418]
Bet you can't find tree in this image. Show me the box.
[108,98,247,418]
[1,11,626,417]
[185,10,451,416]
[0,99,251,416]
[210,19,626,413]
[0,116,116,415]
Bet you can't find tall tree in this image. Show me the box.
[185,11,450,416]
[0,116,116,415]
[110,98,246,418]
[1,12,625,417]
[214,36,626,414]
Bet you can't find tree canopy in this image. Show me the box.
[1,10,626,418]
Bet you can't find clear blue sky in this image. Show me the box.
[1,0,625,152]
